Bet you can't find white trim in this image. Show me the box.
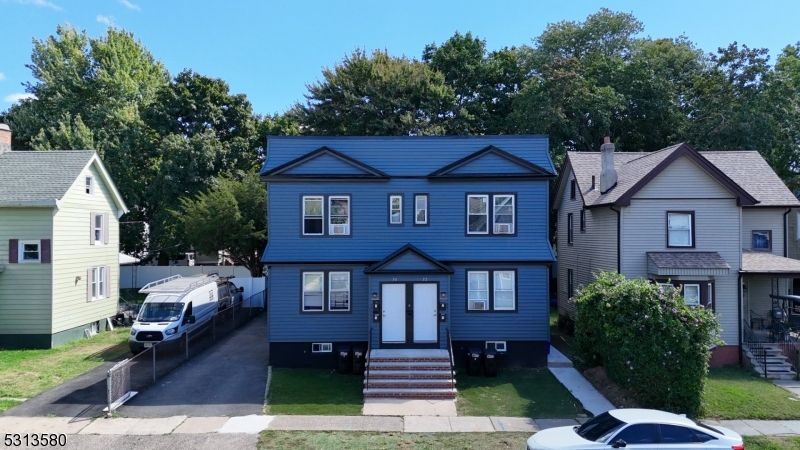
[493,270,515,310]
[302,271,324,312]
[683,283,701,306]
[415,195,428,225]
[390,195,403,225]
[90,266,107,301]
[328,271,351,311]
[85,176,94,195]
[667,212,693,247]
[467,270,489,310]
[302,196,324,236]
[82,154,129,214]
[493,195,515,234]
[467,195,489,234]
[329,196,350,235]
[94,213,105,245]
[19,240,41,263]
[312,343,332,353]
[486,341,507,352]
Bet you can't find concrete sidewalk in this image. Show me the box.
[547,347,616,416]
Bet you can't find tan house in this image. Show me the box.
[553,139,800,367]
[0,124,128,349]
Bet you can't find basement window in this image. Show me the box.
[312,343,332,353]
[485,341,507,352]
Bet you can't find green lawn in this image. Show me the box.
[265,368,364,415]
[0,328,130,401]
[702,366,800,419]
[258,431,530,450]
[745,436,800,449]
[456,368,586,417]
[0,399,22,414]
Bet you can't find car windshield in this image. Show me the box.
[575,412,626,442]
[138,302,184,322]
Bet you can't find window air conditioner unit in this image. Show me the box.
[494,224,512,234]
[331,225,348,235]
[472,301,487,310]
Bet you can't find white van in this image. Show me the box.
[129,273,219,354]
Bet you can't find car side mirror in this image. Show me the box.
[612,439,627,448]
[185,315,196,325]
[238,287,244,293]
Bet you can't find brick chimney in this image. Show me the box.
[599,136,617,193]
[0,123,10,156]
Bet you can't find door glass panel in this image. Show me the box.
[659,424,697,443]
[612,424,656,444]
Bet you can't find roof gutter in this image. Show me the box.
[0,200,59,208]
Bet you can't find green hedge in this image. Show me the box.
[574,272,721,416]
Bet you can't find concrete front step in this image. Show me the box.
[366,361,452,370]
[362,388,457,399]
[365,378,456,389]
[366,369,454,379]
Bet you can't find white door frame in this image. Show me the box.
[413,283,438,343]
[381,283,406,343]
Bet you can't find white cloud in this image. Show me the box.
[119,0,140,10]
[4,93,36,103]
[13,0,62,10]
[97,15,114,26]
[0,73,5,82]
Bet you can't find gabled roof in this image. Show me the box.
[428,145,555,179]
[556,143,792,209]
[364,244,454,274]
[260,146,388,179]
[0,150,128,214]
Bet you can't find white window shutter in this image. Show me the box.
[104,214,109,244]
[90,212,96,245]
[105,265,110,297]
[87,268,92,301]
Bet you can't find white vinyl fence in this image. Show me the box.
[120,266,265,306]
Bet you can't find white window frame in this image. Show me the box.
[302,196,324,236]
[328,271,351,311]
[682,284,701,306]
[85,176,94,195]
[467,195,489,235]
[328,196,350,235]
[468,271,490,310]
[302,272,324,312]
[312,343,333,353]
[485,341,507,352]
[414,194,428,225]
[91,266,106,301]
[493,195,515,234]
[493,270,516,310]
[389,195,403,225]
[19,240,41,263]
[667,212,693,247]
[94,213,105,245]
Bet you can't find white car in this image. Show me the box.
[526,409,743,450]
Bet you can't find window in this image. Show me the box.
[570,179,576,200]
[468,271,489,310]
[328,272,350,311]
[85,176,93,195]
[494,271,515,310]
[303,196,323,235]
[683,284,701,306]
[19,240,41,262]
[567,213,574,244]
[580,209,586,231]
[415,194,428,225]
[567,269,574,298]
[94,213,105,244]
[493,195,515,234]
[467,195,489,234]
[312,343,332,353]
[667,212,694,247]
[485,341,507,352]
[389,195,403,225]
[468,270,517,311]
[659,424,698,443]
[752,230,772,251]
[91,266,106,300]
[329,196,350,235]
[612,424,656,444]
[302,272,324,311]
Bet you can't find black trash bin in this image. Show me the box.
[352,347,366,375]
[336,346,352,374]
[484,348,497,377]
[467,348,482,376]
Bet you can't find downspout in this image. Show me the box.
[784,208,792,258]
[611,206,621,273]
[738,273,743,366]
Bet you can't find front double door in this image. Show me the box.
[381,283,438,346]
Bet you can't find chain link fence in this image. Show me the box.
[106,290,265,415]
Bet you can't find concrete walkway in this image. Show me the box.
[547,347,616,416]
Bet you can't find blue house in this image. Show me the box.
[260,136,556,385]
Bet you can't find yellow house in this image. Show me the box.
[0,124,129,348]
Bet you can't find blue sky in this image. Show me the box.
[1,0,799,116]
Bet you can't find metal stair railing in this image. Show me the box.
[743,319,768,379]
[365,327,372,390]
[772,321,800,380]
[446,327,455,391]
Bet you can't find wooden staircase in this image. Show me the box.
[363,349,457,399]
[744,343,797,380]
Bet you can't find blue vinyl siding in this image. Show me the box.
[449,152,534,175]
[283,153,370,176]
[268,264,367,342]
[377,252,443,272]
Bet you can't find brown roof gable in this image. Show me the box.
[556,143,798,209]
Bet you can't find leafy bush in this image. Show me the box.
[574,272,721,416]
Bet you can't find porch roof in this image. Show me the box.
[741,250,800,275]
[647,252,731,276]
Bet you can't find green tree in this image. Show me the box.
[291,49,455,136]
[177,172,267,276]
